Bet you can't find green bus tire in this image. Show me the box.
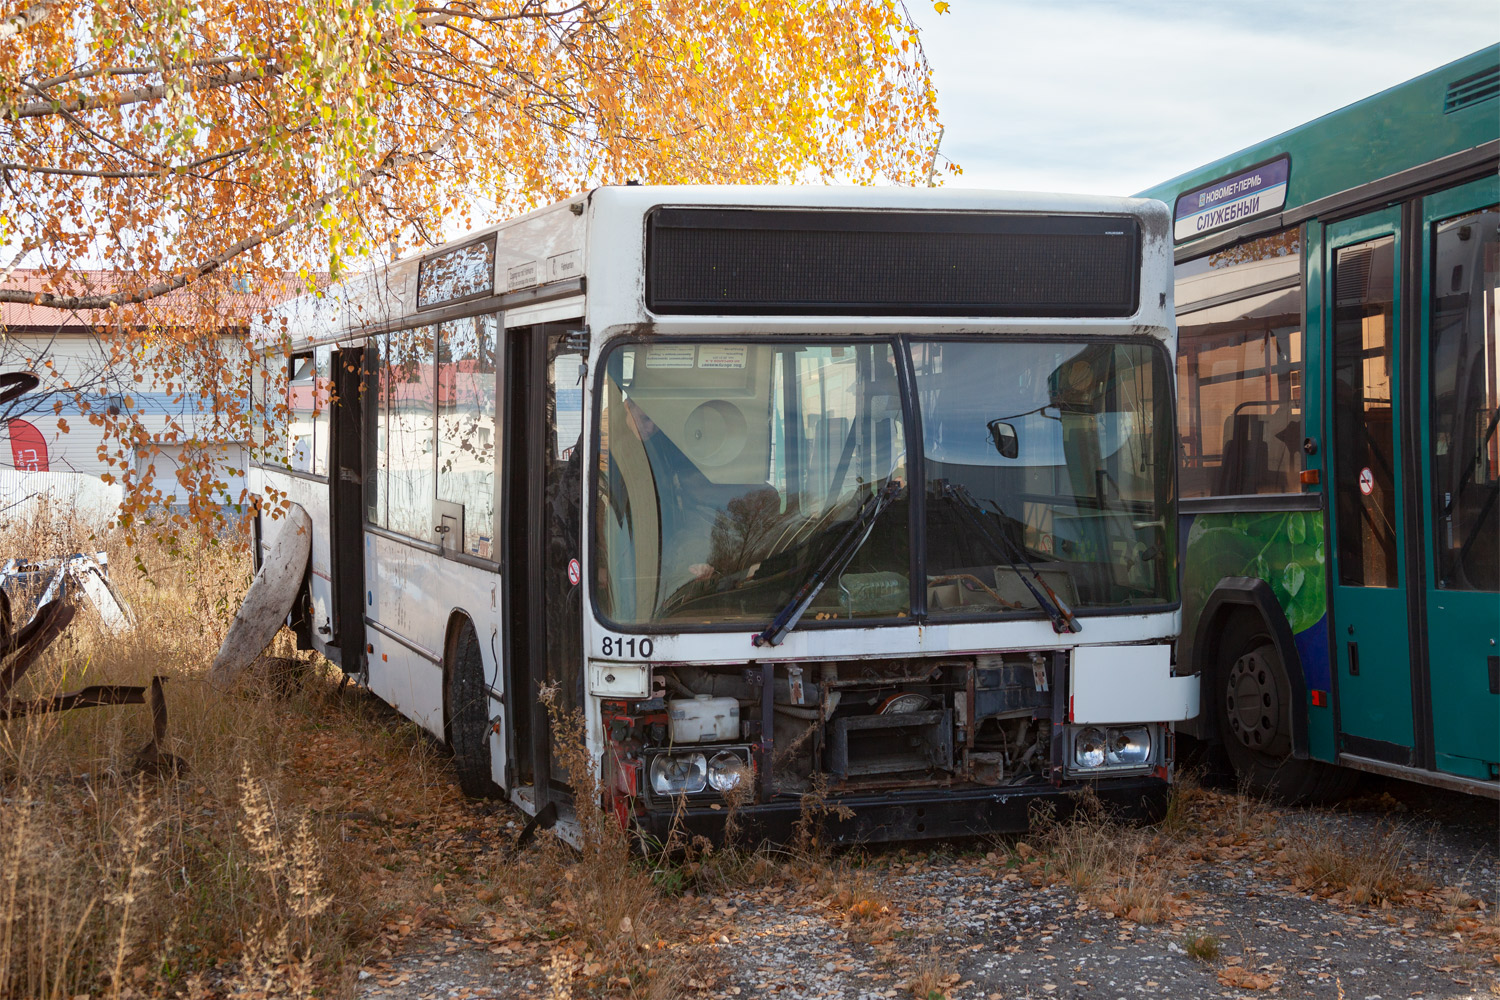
[1215,611,1358,805]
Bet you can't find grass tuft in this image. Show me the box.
[904,949,958,999]
[1280,819,1429,905]
[1183,928,1222,962]
[1029,789,1175,925]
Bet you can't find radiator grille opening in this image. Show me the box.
[646,208,1141,317]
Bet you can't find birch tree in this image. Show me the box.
[0,0,949,537]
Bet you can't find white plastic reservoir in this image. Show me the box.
[668,694,740,743]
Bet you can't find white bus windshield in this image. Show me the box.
[594,338,1175,629]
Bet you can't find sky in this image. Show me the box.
[908,0,1498,196]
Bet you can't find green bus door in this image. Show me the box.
[1420,178,1500,782]
[1325,209,1416,759]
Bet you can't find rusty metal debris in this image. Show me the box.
[1,552,136,635]
[0,570,179,775]
[0,367,172,772]
[0,371,40,406]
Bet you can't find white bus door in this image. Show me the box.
[327,345,367,671]
[503,324,586,809]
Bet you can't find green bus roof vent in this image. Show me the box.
[1443,65,1499,114]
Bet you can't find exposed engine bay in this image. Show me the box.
[600,653,1167,812]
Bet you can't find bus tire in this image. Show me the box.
[445,617,496,798]
[1214,612,1357,805]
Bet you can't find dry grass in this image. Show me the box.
[1279,819,1430,905]
[1023,769,1437,930]
[1182,928,1222,962]
[1021,766,1443,936]
[1158,766,1212,835]
[5,500,1455,997]
[817,861,899,946]
[1027,790,1176,925]
[511,688,700,999]
[0,505,450,998]
[903,949,958,999]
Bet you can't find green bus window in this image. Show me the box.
[1431,206,1499,592]
[1331,236,1398,588]
[1174,231,1304,498]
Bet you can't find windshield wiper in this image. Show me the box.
[938,480,1081,634]
[753,480,905,648]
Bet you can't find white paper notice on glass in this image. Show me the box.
[645,344,697,369]
[698,345,748,369]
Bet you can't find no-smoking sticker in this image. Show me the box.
[567,558,581,586]
[1358,467,1374,496]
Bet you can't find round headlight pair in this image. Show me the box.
[649,750,751,795]
[1072,725,1153,769]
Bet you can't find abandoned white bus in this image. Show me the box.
[248,186,1197,843]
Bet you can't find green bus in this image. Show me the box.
[1139,45,1499,802]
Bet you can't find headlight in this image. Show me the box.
[649,752,706,795]
[1107,726,1152,766]
[707,751,751,792]
[1073,726,1108,768]
[1067,724,1158,775]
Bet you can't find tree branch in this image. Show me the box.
[29,53,248,90]
[0,153,238,178]
[0,124,483,310]
[0,16,580,311]
[0,0,58,39]
[11,63,279,120]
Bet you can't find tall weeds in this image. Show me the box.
[1027,789,1176,924]
[0,506,363,998]
[509,687,695,1000]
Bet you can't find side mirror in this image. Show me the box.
[987,419,1018,459]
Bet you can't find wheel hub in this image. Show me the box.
[1224,645,1281,751]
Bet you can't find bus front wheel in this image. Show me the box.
[1214,612,1356,805]
[446,617,497,798]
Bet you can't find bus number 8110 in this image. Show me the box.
[600,636,654,659]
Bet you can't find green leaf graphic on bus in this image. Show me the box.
[1183,511,1326,634]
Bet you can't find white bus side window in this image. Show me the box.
[437,314,499,558]
[366,333,388,527]
[287,353,316,472]
[265,355,288,465]
[313,345,331,477]
[249,358,266,450]
[387,327,436,539]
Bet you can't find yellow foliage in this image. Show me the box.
[0,0,949,541]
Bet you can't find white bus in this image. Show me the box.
[249,186,1198,843]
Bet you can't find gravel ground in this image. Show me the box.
[357,777,1498,1000]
